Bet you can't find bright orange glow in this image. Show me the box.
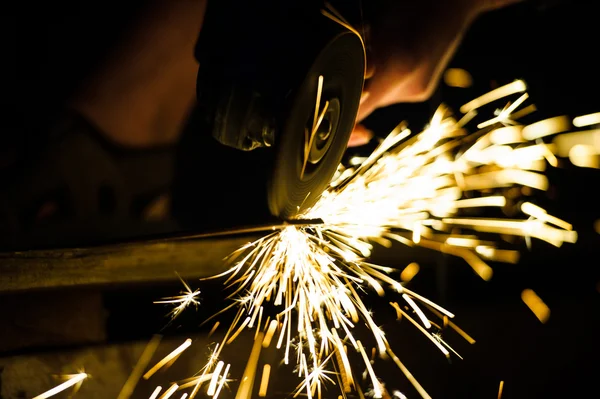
[444,68,473,88]
[521,289,550,323]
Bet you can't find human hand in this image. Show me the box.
[348,0,522,147]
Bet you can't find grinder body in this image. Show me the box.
[195,0,365,218]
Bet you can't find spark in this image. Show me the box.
[154,274,201,321]
[424,303,476,344]
[301,74,330,179]
[552,128,600,157]
[175,344,225,399]
[213,363,232,399]
[209,321,220,337]
[460,79,526,113]
[262,319,278,348]
[117,335,162,399]
[357,341,382,398]
[521,202,572,231]
[521,289,551,323]
[235,332,264,399]
[175,80,586,398]
[521,115,570,140]
[158,384,179,399]
[385,344,431,399]
[497,380,505,399]
[573,112,600,127]
[144,338,192,380]
[444,68,473,88]
[207,361,225,396]
[32,373,88,399]
[400,263,420,282]
[477,93,529,128]
[149,386,163,399]
[393,305,449,358]
[569,144,600,168]
[393,390,408,399]
[258,364,271,397]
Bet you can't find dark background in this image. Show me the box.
[1,1,600,398]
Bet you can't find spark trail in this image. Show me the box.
[176,80,585,398]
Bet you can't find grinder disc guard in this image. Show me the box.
[196,1,365,220]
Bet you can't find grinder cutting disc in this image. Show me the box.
[268,23,365,219]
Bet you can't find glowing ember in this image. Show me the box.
[149,386,163,399]
[32,373,88,399]
[521,288,551,324]
[154,274,201,322]
[144,338,193,380]
[117,335,162,399]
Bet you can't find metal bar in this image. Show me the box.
[0,228,267,294]
[0,221,325,294]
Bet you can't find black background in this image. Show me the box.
[1,1,600,398]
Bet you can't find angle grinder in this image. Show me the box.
[195,0,366,219]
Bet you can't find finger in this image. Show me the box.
[356,76,408,122]
[356,57,441,122]
[348,124,373,147]
[356,90,379,124]
[356,90,383,122]
[365,64,376,80]
[359,91,370,106]
[356,59,420,122]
